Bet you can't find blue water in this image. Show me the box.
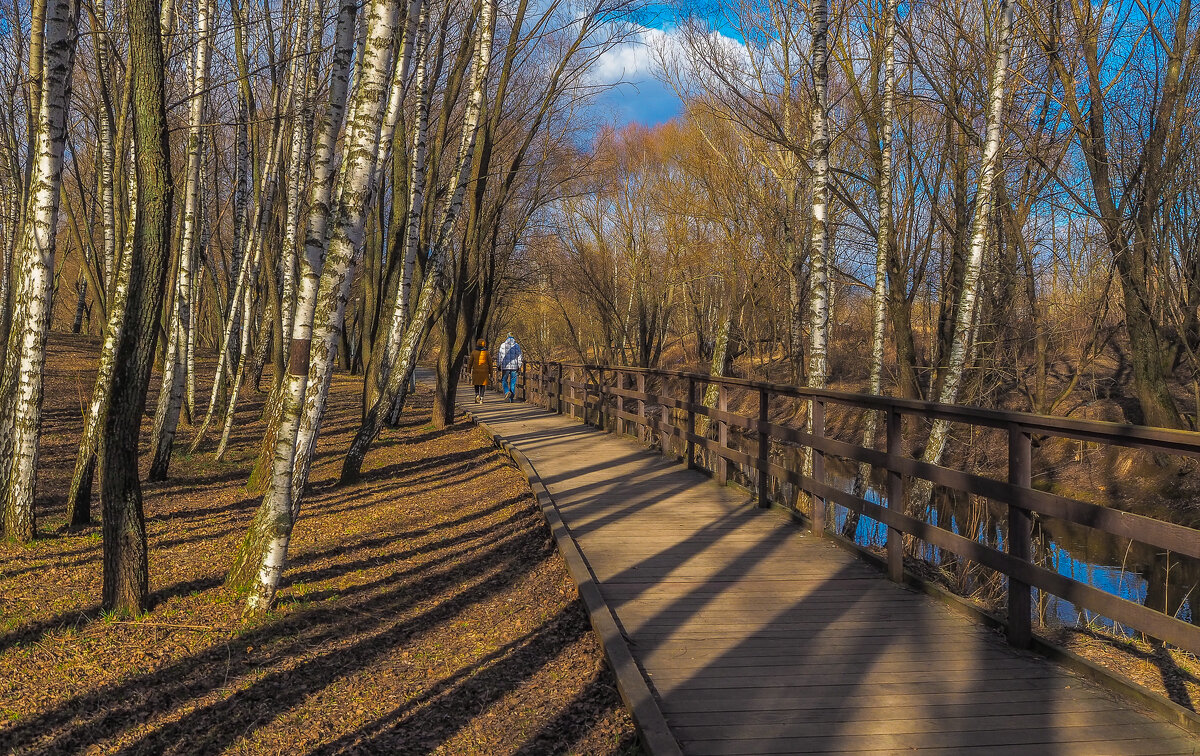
[822,473,1194,635]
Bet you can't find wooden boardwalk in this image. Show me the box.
[461,387,1200,755]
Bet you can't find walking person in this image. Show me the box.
[498,333,523,402]
[471,338,491,404]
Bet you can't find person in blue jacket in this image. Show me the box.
[497,333,523,402]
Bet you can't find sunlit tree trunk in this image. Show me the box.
[340,0,496,484]
[147,0,211,480]
[801,0,830,482]
[224,0,368,613]
[101,0,173,615]
[365,2,430,415]
[68,153,137,527]
[852,0,897,513]
[1,0,81,542]
[917,0,1013,479]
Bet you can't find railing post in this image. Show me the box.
[572,367,579,420]
[556,363,564,415]
[686,376,697,469]
[658,377,669,457]
[598,367,606,430]
[811,398,825,536]
[520,363,527,402]
[716,385,728,485]
[757,388,769,508]
[886,407,904,582]
[1008,423,1033,649]
[616,370,625,436]
[635,373,645,444]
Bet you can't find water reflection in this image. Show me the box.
[684,419,1200,639]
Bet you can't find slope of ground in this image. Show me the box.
[0,335,641,755]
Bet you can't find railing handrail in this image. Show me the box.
[533,361,1200,457]
[517,359,1200,657]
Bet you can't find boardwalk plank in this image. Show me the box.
[462,388,1199,755]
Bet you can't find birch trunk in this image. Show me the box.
[339,0,496,484]
[698,306,733,438]
[802,0,830,483]
[215,247,259,459]
[193,0,252,447]
[276,0,319,376]
[915,0,1014,493]
[212,19,309,457]
[852,0,897,511]
[67,154,137,527]
[85,0,118,317]
[248,0,348,493]
[366,4,430,414]
[193,75,288,454]
[232,0,398,615]
[186,224,199,420]
[2,0,80,542]
[147,0,211,479]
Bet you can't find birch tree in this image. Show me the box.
[228,0,406,615]
[853,0,897,504]
[148,0,214,480]
[1,0,81,541]
[916,0,1014,479]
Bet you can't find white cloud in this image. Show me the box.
[587,25,675,86]
[582,22,752,127]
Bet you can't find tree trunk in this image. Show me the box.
[917,0,1013,479]
[231,0,391,614]
[67,155,137,527]
[147,0,211,480]
[2,0,80,542]
[852,0,897,518]
[339,0,496,484]
[802,0,830,482]
[101,0,173,614]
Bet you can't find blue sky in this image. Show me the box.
[588,21,686,127]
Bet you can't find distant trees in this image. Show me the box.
[520,0,1200,453]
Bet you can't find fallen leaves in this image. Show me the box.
[0,335,641,755]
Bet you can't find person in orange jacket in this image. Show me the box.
[470,338,491,404]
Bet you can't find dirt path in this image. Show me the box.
[0,335,641,755]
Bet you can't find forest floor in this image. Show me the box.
[0,334,641,755]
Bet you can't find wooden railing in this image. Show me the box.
[513,361,1200,656]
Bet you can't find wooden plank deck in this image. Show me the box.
[460,388,1200,755]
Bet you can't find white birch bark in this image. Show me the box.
[854,0,897,500]
[2,0,80,541]
[187,212,201,419]
[916,0,1014,491]
[66,150,137,525]
[149,0,213,479]
[95,0,117,313]
[339,0,497,483]
[241,0,402,614]
[193,69,290,455]
[806,0,831,393]
[277,0,319,356]
[802,0,831,481]
[370,5,430,408]
[289,0,412,501]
